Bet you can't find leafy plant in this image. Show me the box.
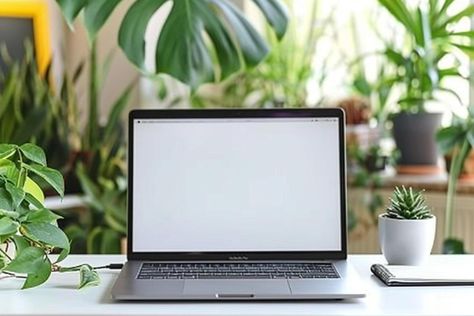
[0,143,99,289]
[436,107,474,253]
[346,29,396,124]
[192,0,330,108]
[384,186,433,220]
[378,0,474,113]
[0,43,74,171]
[349,145,394,227]
[64,160,127,254]
[55,0,289,90]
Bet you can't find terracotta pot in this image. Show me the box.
[445,150,474,180]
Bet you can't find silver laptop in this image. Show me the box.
[112,108,365,301]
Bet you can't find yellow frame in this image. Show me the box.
[0,0,51,74]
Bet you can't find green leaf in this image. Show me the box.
[251,0,288,40]
[5,246,44,273]
[438,4,474,29]
[23,177,45,205]
[452,43,474,59]
[0,255,6,270]
[0,159,15,177]
[442,238,465,254]
[23,257,52,289]
[84,0,122,40]
[79,265,100,289]
[87,227,104,254]
[0,217,19,236]
[436,126,465,154]
[467,130,474,148]
[100,228,121,254]
[0,187,13,211]
[22,222,70,250]
[378,0,419,41]
[11,107,49,145]
[0,209,19,219]
[24,193,45,211]
[22,164,64,198]
[118,0,168,68]
[76,163,102,211]
[0,144,16,160]
[56,245,70,264]
[118,0,286,89]
[449,30,474,38]
[55,0,89,27]
[2,163,19,185]
[103,85,132,144]
[212,1,269,68]
[5,182,25,208]
[11,235,31,254]
[25,208,63,224]
[19,143,47,166]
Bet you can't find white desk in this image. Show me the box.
[1,255,474,316]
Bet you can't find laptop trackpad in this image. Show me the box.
[183,280,290,297]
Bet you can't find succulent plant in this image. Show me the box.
[385,186,433,220]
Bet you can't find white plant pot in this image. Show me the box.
[378,214,436,265]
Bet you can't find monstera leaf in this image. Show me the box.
[55,0,288,89]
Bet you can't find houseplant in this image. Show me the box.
[55,0,289,90]
[436,107,474,254]
[192,0,330,108]
[379,186,436,265]
[0,43,73,172]
[0,143,99,289]
[378,0,474,173]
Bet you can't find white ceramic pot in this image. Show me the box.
[378,214,436,265]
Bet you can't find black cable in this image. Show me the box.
[92,263,124,270]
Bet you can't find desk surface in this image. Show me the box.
[1,255,474,316]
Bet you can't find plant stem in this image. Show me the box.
[0,247,12,261]
[16,149,27,188]
[1,271,26,279]
[56,264,91,273]
[444,139,470,239]
[87,39,99,151]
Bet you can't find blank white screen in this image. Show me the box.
[133,118,342,252]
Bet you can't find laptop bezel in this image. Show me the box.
[127,108,347,261]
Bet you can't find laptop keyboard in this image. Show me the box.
[137,263,339,279]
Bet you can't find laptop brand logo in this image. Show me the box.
[228,256,248,260]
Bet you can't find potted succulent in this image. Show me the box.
[378,0,474,174]
[379,186,436,265]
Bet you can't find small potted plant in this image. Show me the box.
[379,186,436,265]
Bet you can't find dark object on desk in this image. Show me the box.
[371,264,474,286]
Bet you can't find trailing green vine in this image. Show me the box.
[0,143,99,289]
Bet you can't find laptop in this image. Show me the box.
[111,108,365,300]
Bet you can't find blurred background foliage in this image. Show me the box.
[2,0,474,254]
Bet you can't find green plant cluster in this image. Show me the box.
[378,0,474,113]
[192,0,329,109]
[436,106,474,254]
[0,43,75,171]
[55,0,288,90]
[0,144,99,289]
[385,186,433,220]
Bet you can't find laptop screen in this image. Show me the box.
[132,116,342,253]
